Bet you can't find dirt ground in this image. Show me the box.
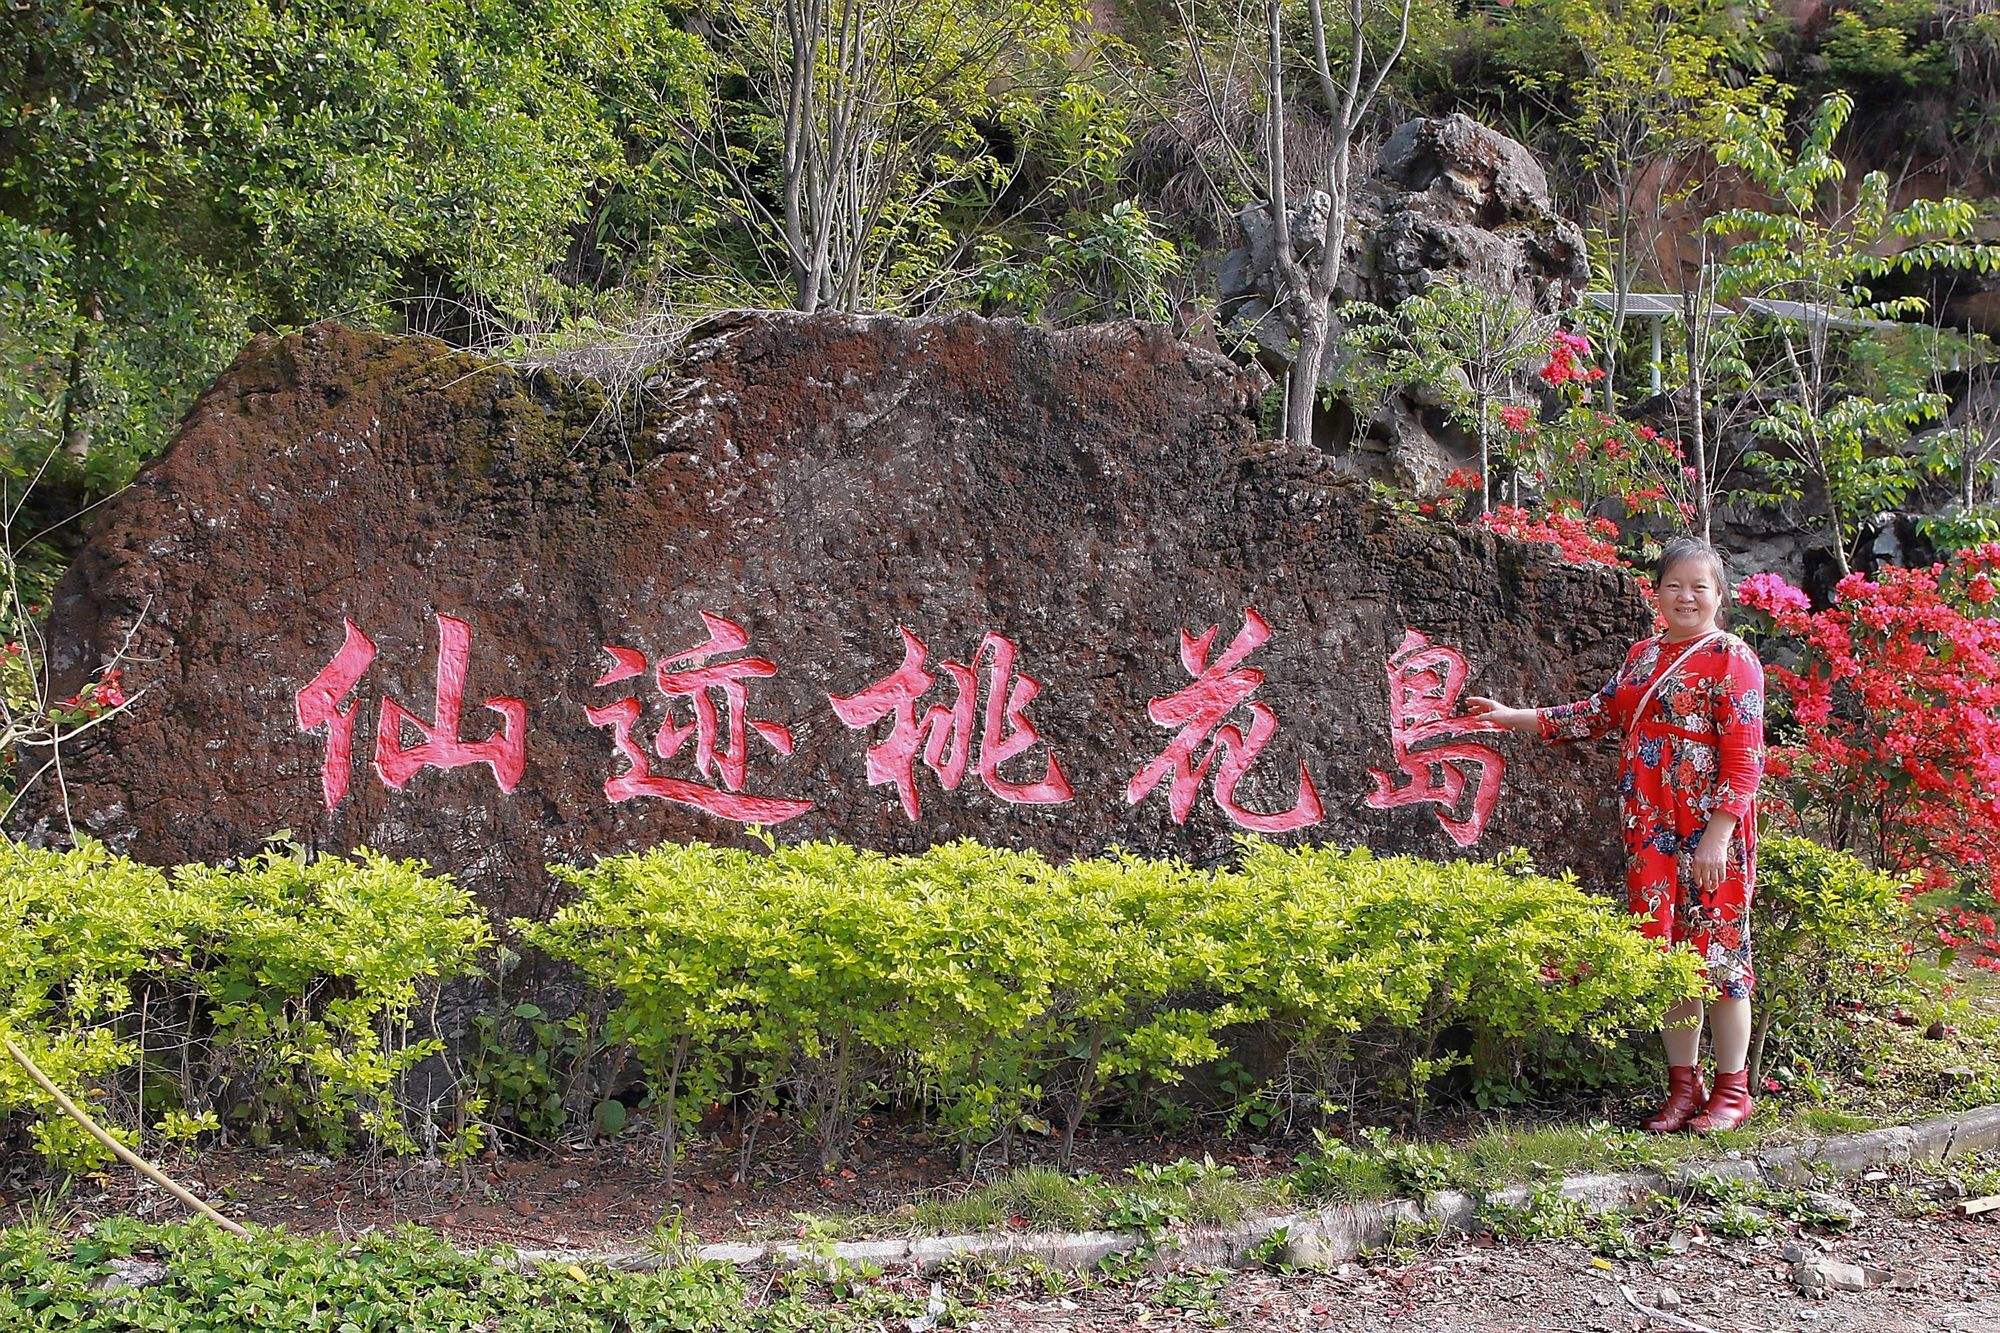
[979,1209,1999,1331]
[894,1166,2000,1332]
[16,1114,1999,1331]
[38,1120,1294,1250]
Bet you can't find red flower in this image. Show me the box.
[1740,551,2000,966]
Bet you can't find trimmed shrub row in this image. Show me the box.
[0,831,1907,1173]
[523,837,1705,1174]
[0,839,487,1166]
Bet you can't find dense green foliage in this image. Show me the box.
[2,0,710,490]
[0,1216,899,1332]
[14,0,2000,507]
[1705,90,2000,560]
[0,0,1167,500]
[526,836,1703,1172]
[0,836,1705,1177]
[0,840,487,1167]
[0,842,193,1165]
[1748,832,1912,1083]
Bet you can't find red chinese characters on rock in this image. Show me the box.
[828,628,1074,819]
[295,613,527,811]
[1364,628,1505,847]
[585,611,814,825]
[1125,609,1324,832]
[293,607,1513,844]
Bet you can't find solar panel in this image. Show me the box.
[1736,297,1897,330]
[1580,291,1682,317]
[1577,291,1904,331]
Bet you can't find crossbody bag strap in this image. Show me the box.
[1623,630,1722,756]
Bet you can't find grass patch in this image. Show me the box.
[1291,1127,1470,1203]
[763,1084,1978,1246]
[909,1167,1110,1235]
[1456,1117,1729,1185]
[1795,1107,1875,1134]
[765,1157,1288,1243]
[0,1217,887,1331]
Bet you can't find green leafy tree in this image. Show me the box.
[1496,0,1780,398]
[1706,91,2000,573]
[695,0,1100,314]
[1176,0,1419,449]
[970,200,1182,324]
[1339,279,1554,510]
[1,0,711,490]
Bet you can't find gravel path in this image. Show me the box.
[908,1168,2000,1331]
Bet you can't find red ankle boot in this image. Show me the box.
[1643,1064,1708,1133]
[1689,1068,1755,1133]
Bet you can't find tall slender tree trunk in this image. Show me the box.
[59,291,100,462]
[1808,444,1850,578]
[1286,309,1329,448]
[1684,308,1711,541]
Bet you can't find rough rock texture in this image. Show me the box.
[20,313,1648,919]
[1219,115,1590,487]
[1360,115,1589,312]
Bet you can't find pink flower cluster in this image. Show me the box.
[57,666,126,715]
[1737,572,1812,617]
[1537,330,1604,388]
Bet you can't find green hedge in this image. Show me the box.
[525,837,1705,1173]
[1750,833,1910,1084]
[0,840,487,1167]
[1,834,1742,1175]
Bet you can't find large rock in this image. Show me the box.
[20,314,1648,918]
[1360,114,1588,314]
[1219,115,1590,487]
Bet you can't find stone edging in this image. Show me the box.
[512,1104,2000,1275]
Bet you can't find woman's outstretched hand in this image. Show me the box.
[1462,696,1540,734]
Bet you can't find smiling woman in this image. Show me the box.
[1464,537,1767,1136]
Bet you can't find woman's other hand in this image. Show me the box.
[1691,817,1736,892]
[1462,696,1538,733]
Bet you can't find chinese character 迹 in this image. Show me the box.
[585,611,813,824]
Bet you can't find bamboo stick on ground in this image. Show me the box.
[2,1034,249,1237]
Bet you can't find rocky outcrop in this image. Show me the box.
[19,313,1649,918]
[1361,115,1590,313]
[1219,115,1589,487]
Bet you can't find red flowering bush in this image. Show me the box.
[1537,330,1604,388]
[1494,338,1698,525]
[2,641,135,799]
[1476,503,1627,568]
[1737,546,2000,969]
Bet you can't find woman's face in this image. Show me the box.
[1657,557,1724,638]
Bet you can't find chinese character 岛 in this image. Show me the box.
[1364,628,1505,847]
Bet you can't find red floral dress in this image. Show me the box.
[1538,633,1766,998]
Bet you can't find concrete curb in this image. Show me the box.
[512,1103,2000,1275]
